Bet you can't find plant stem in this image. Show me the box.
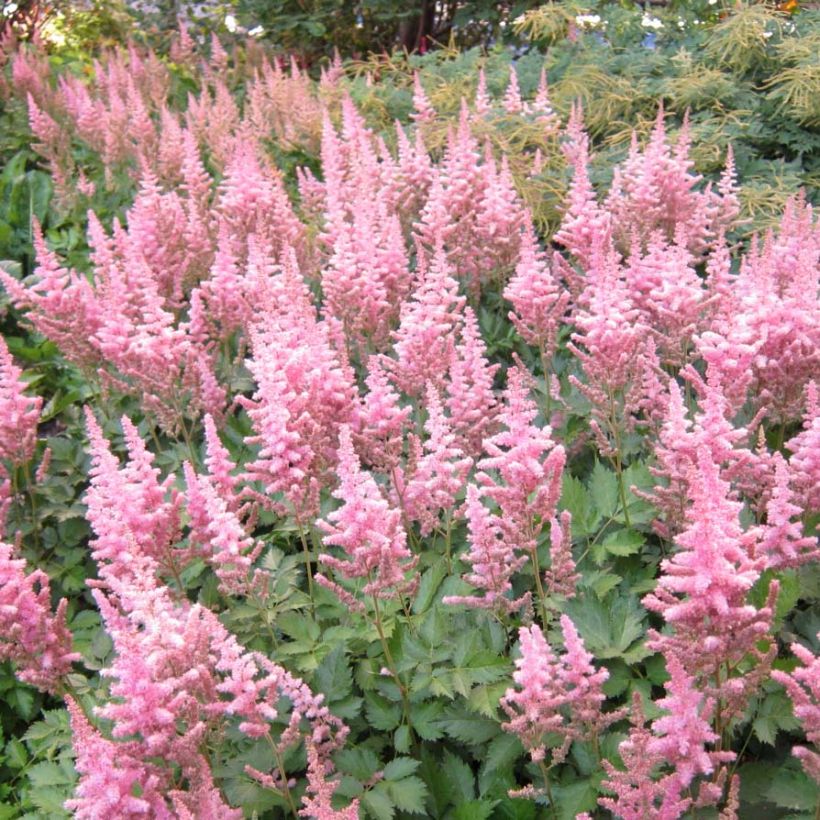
[371,591,412,731]
[295,514,315,613]
[536,759,558,819]
[22,463,39,551]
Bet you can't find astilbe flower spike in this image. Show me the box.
[317,426,418,602]
[402,383,472,536]
[0,334,42,469]
[476,362,566,553]
[599,693,691,820]
[0,540,79,693]
[445,306,499,458]
[772,637,820,784]
[644,447,778,722]
[544,511,579,600]
[84,409,183,583]
[442,482,529,614]
[504,218,570,362]
[787,380,820,515]
[65,696,175,820]
[757,453,818,569]
[500,616,617,777]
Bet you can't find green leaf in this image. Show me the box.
[385,776,427,814]
[588,461,618,520]
[394,724,412,754]
[439,706,501,745]
[602,529,644,557]
[314,645,353,703]
[492,797,537,819]
[335,747,381,781]
[565,594,647,662]
[363,787,395,820]
[365,691,402,731]
[453,800,496,820]
[410,700,445,741]
[752,690,799,746]
[553,775,602,820]
[560,475,594,536]
[442,751,475,804]
[382,757,420,781]
[413,562,447,614]
[766,762,819,811]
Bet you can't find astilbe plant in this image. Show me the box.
[0,539,79,694]
[0,334,42,472]
[500,616,621,801]
[772,639,820,784]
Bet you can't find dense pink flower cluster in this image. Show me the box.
[500,616,620,770]
[1,34,817,820]
[0,540,79,693]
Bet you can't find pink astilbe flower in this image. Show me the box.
[355,356,411,472]
[544,511,579,600]
[443,483,529,614]
[84,409,183,583]
[65,697,173,820]
[554,135,611,269]
[624,231,707,367]
[568,244,663,455]
[647,654,733,791]
[697,197,819,421]
[0,222,102,371]
[532,69,559,132]
[401,384,472,536]
[503,65,523,114]
[757,453,818,569]
[500,623,567,765]
[183,463,265,596]
[500,617,617,773]
[505,218,570,360]
[446,307,500,457]
[298,741,361,820]
[644,447,778,720]
[599,693,692,820]
[411,71,436,125]
[787,381,820,514]
[0,541,79,693]
[388,243,465,396]
[0,334,42,468]
[772,637,820,784]
[474,68,491,117]
[604,109,732,256]
[318,426,418,602]
[475,152,528,281]
[240,296,358,520]
[477,363,566,551]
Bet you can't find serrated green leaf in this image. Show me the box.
[410,700,445,740]
[394,724,412,754]
[565,594,647,661]
[553,775,602,820]
[602,529,644,557]
[314,645,353,703]
[753,690,800,746]
[453,800,496,820]
[560,475,594,536]
[363,787,395,820]
[365,692,402,731]
[382,757,420,781]
[588,461,618,520]
[386,776,427,814]
[766,762,819,810]
[439,707,501,745]
[442,750,475,803]
[413,562,448,614]
[335,747,381,781]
